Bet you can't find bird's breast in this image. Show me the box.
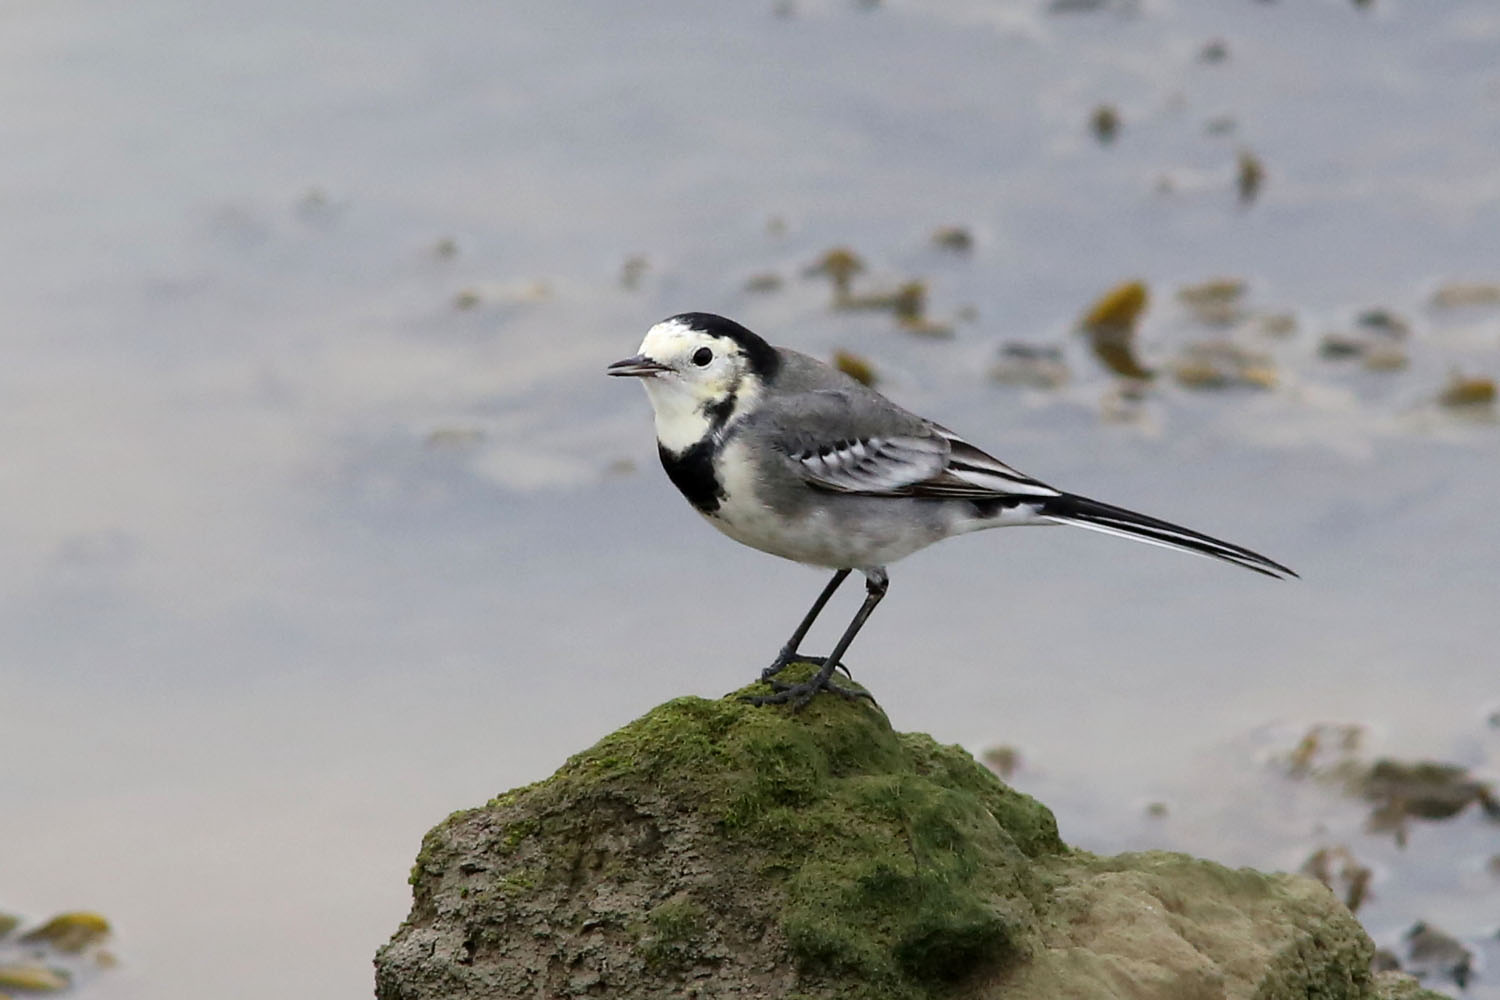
[657,439,725,514]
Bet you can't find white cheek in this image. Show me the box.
[643,379,711,452]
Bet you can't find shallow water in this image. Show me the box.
[2,1,1498,996]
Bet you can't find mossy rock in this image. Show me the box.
[376,668,1427,999]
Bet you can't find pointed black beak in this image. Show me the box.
[607,354,671,377]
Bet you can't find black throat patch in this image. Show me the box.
[658,439,725,514]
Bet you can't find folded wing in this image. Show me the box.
[755,390,1060,499]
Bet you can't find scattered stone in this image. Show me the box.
[1177,277,1246,304]
[1361,345,1409,372]
[424,428,486,450]
[1177,278,1248,326]
[1361,759,1499,825]
[1437,373,1496,409]
[1284,723,1367,779]
[843,280,951,336]
[805,247,867,306]
[1205,114,1237,136]
[19,913,110,954]
[1301,845,1374,913]
[890,280,927,326]
[1314,310,1409,365]
[1355,309,1411,338]
[1319,334,1367,360]
[1282,726,1499,847]
[899,319,955,338]
[1081,280,1148,335]
[1402,922,1472,990]
[603,458,637,478]
[2,910,116,997]
[931,226,973,253]
[1430,282,1500,310]
[832,349,878,387]
[844,280,924,319]
[744,272,784,293]
[621,254,649,290]
[1100,378,1153,424]
[454,279,551,311]
[503,279,553,304]
[1079,280,1153,379]
[989,343,1069,390]
[1173,340,1275,391]
[1090,104,1120,144]
[981,744,1021,779]
[0,964,69,992]
[295,185,343,226]
[1237,149,1266,205]
[1256,312,1298,337]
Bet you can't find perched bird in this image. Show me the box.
[608,312,1295,708]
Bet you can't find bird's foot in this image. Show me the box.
[761,652,852,682]
[745,674,877,711]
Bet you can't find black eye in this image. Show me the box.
[692,347,713,367]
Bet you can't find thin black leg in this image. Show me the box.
[749,569,888,710]
[760,569,850,681]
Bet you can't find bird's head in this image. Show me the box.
[607,312,781,452]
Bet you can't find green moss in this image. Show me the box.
[636,898,709,971]
[496,873,535,895]
[499,818,537,852]
[527,664,1060,997]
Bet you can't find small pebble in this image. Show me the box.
[1437,373,1496,409]
[1430,282,1500,309]
[1237,149,1265,205]
[931,226,973,253]
[832,349,878,387]
[1090,105,1120,144]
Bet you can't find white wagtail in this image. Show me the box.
[609,312,1295,708]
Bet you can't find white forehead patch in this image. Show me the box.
[639,318,726,361]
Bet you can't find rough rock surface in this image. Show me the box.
[375,671,1446,1000]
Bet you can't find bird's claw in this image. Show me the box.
[761,652,852,682]
[744,674,877,711]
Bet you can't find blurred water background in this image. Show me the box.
[2,0,1498,996]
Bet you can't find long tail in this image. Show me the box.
[1035,494,1297,580]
